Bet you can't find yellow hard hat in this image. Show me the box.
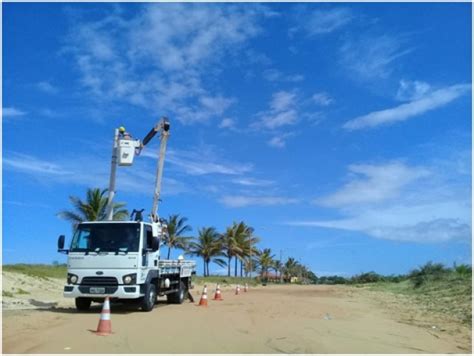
[119,126,126,133]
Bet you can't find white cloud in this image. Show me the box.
[231,178,274,187]
[3,151,187,196]
[37,81,59,94]
[220,195,298,208]
[396,79,431,101]
[263,69,304,83]
[141,146,253,176]
[66,4,264,124]
[218,118,236,129]
[254,91,299,130]
[3,107,27,118]
[339,34,412,81]
[291,7,353,37]
[312,92,333,106]
[286,154,471,243]
[267,132,296,148]
[317,162,429,207]
[343,84,470,130]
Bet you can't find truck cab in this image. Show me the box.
[58,220,196,311]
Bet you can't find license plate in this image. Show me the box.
[89,287,105,294]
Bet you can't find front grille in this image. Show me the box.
[81,277,118,286]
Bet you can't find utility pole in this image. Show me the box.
[105,129,119,221]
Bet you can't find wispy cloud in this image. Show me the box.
[263,69,304,83]
[291,7,353,37]
[395,79,431,101]
[220,195,298,208]
[3,151,187,196]
[66,4,265,124]
[254,90,298,130]
[286,153,471,243]
[37,81,59,94]
[3,107,27,118]
[267,132,296,148]
[231,178,274,187]
[343,84,470,130]
[218,117,236,129]
[141,146,253,176]
[312,92,333,106]
[317,162,429,207]
[339,34,412,81]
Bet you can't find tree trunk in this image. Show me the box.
[240,260,243,277]
[206,261,210,276]
[203,258,206,276]
[167,247,171,259]
[228,256,231,277]
[234,257,238,277]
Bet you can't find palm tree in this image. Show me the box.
[57,188,128,227]
[284,257,300,282]
[234,222,260,277]
[221,223,243,277]
[272,260,283,282]
[163,214,192,259]
[187,227,226,276]
[258,248,275,280]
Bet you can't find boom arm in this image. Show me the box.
[150,118,170,222]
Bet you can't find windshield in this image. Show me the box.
[70,223,140,252]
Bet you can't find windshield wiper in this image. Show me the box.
[115,247,129,255]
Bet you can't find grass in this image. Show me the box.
[194,276,259,287]
[367,273,472,325]
[2,290,14,298]
[2,264,67,280]
[16,288,30,295]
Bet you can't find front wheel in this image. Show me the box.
[75,297,92,311]
[140,283,157,312]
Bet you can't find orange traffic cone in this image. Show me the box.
[244,283,248,292]
[197,285,208,306]
[213,284,223,301]
[96,297,112,336]
[235,284,240,295]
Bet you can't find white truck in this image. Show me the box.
[57,119,196,311]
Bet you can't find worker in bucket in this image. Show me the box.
[119,126,132,140]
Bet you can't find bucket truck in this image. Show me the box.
[57,118,196,311]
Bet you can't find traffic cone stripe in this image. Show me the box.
[213,284,223,300]
[197,285,208,306]
[96,297,112,336]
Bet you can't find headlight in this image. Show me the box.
[67,274,78,284]
[122,274,136,285]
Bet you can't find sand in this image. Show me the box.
[2,272,471,353]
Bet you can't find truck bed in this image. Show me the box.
[158,259,196,277]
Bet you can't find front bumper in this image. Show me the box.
[63,284,142,299]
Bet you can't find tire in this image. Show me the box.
[140,283,157,312]
[167,281,186,304]
[75,297,92,311]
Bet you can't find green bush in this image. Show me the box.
[408,261,451,288]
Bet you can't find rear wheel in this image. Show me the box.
[75,298,92,311]
[140,283,157,312]
[167,281,186,304]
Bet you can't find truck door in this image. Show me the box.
[142,225,154,268]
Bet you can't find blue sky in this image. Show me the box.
[3,3,472,276]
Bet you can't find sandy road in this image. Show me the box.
[2,285,471,353]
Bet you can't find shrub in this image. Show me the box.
[408,261,450,288]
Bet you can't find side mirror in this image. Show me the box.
[151,237,159,252]
[58,235,65,250]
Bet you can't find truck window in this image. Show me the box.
[71,223,140,252]
[145,225,153,249]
